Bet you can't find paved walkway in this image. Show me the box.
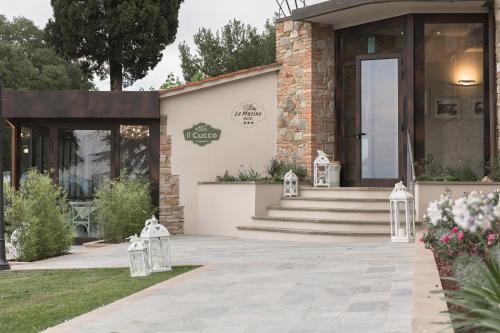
[14,236,415,333]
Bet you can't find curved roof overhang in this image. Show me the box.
[292,0,491,29]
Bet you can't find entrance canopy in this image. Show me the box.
[292,0,490,28]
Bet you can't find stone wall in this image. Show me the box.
[276,19,335,175]
[159,117,184,234]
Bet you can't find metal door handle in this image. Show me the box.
[356,132,367,139]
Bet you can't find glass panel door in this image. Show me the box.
[358,56,401,185]
[58,129,112,201]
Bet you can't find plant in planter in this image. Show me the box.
[5,169,72,262]
[416,154,479,182]
[265,158,307,182]
[423,190,500,331]
[95,177,155,243]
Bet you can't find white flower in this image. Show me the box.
[452,192,494,232]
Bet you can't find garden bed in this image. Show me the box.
[0,266,198,333]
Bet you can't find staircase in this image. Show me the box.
[236,186,396,243]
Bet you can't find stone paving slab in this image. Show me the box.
[12,235,416,333]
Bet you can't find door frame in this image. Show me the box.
[355,53,404,187]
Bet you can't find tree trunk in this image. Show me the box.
[109,61,123,91]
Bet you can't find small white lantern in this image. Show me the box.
[127,235,151,277]
[140,215,172,272]
[389,181,415,243]
[314,150,331,187]
[284,170,299,198]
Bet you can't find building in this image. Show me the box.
[4,0,500,242]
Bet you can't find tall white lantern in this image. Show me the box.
[314,150,330,187]
[140,215,172,272]
[389,182,415,243]
[284,170,299,198]
[127,235,150,277]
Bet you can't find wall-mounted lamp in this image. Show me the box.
[458,79,477,86]
[22,148,29,154]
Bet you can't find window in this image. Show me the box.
[423,23,485,176]
[120,125,150,179]
[58,130,111,201]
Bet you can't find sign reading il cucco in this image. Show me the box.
[183,122,221,147]
[231,101,266,128]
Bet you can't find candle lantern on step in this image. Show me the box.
[284,170,299,198]
[127,235,150,277]
[389,182,415,243]
[314,150,330,187]
[140,215,172,272]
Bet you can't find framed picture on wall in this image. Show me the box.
[472,99,483,118]
[435,98,459,119]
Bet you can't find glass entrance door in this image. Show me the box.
[357,55,402,186]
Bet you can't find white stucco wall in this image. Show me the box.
[160,69,278,234]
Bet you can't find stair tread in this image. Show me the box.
[237,225,390,236]
[282,197,388,202]
[299,186,393,191]
[268,206,390,213]
[252,215,391,224]
[252,215,423,225]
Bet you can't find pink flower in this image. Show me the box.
[419,236,424,243]
[457,231,464,240]
[487,233,497,246]
[441,234,451,244]
[452,227,458,234]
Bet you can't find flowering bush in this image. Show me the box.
[424,190,500,331]
[422,191,500,260]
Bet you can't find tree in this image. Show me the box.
[0,15,93,90]
[0,15,94,174]
[47,0,183,91]
[179,19,276,82]
[159,72,182,90]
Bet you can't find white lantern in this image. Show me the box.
[284,170,299,198]
[314,150,331,187]
[127,235,150,277]
[389,181,415,243]
[140,215,172,272]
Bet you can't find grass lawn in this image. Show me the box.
[0,266,199,333]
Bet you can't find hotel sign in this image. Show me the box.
[183,123,221,146]
[232,101,266,128]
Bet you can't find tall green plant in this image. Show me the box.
[95,177,155,243]
[5,169,72,261]
[444,255,500,332]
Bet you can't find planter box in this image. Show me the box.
[197,182,282,237]
[415,181,500,221]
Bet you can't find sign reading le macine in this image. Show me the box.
[184,123,221,147]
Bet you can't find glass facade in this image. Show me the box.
[58,130,111,201]
[424,23,485,176]
[19,126,49,179]
[120,125,150,179]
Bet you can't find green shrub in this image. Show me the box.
[264,158,308,181]
[237,168,262,181]
[216,170,238,182]
[445,255,500,332]
[486,156,500,181]
[5,169,72,262]
[416,154,478,182]
[95,177,155,243]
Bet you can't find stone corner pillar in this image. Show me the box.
[275,19,336,177]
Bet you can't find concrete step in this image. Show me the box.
[280,197,390,210]
[299,186,392,200]
[267,206,390,221]
[251,215,392,233]
[236,225,390,243]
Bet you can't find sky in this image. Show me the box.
[0,0,325,91]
